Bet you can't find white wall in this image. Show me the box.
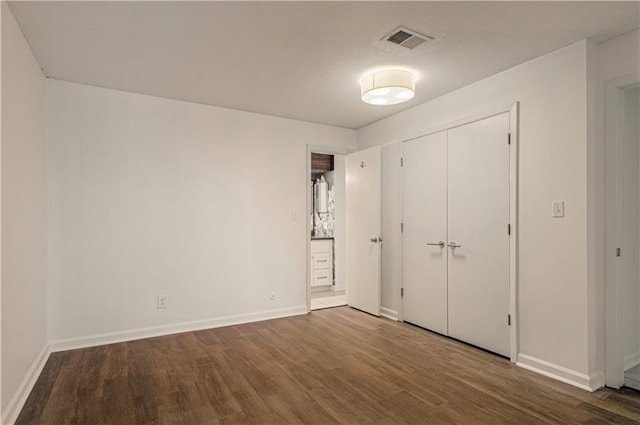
[598,30,640,84]
[1,1,3,414]
[47,79,356,347]
[359,41,594,386]
[586,37,603,389]
[1,1,48,422]
[381,143,402,320]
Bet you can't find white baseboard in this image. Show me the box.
[380,307,398,321]
[1,344,50,425]
[517,353,602,392]
[50,305,308,352]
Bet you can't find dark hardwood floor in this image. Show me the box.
[16,307,640,424]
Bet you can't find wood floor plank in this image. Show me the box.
[14,306,640,424]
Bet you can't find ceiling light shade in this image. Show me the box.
[360,69,416,106]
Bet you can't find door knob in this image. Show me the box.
[448,241,462,248]
[427,241,445,248]
[370,237,379,243]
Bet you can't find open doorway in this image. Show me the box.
[605,75,640,390]
[309,152,347,310]
[618,85,640,390]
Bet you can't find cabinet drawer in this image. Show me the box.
[313,268,331,286]
[312,252,331,269]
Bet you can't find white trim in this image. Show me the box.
[306,144,354,157]
[398,141,404,323]
[50,305,307,352]
[0,3,4,416]
[517,354,601,392]
[395,101,518,146]
[398,102,519,362]
[604,72,640,388]
[508,103,519,363]
[1,344,51,425]
[380,307,399,321]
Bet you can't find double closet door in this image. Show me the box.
[402,113,511,357]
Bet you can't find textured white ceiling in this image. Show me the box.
[8,1,639,129]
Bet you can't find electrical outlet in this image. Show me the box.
[157,295,167,309]
[552,200,565,218]
[269,293,276,301]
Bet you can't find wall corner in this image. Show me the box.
[585,37,606,384]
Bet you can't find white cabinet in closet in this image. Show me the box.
[310,239,333,287]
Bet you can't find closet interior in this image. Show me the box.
[309,152,346,310]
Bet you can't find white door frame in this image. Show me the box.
[398,102,519,362]
[604,73,640,388]
[306,145,354,312]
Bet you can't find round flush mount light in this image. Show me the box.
[360,69,416,106]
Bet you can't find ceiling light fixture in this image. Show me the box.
[360,69,416,106]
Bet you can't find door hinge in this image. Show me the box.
[400,222,404,233]
[616,247,621,257]
[507,224,511,235]
[401,288,404,297]
[508,133,511,145]
[400,157,404,167]
[508,314,512,326]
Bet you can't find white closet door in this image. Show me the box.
[402,132,448,334]
[447,113,510,357]
[346,146,381,316]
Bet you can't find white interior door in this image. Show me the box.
[402,132,448,334]
[346,146,381,316]
[447,113,510,357]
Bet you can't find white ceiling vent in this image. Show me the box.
[384,26,432,50]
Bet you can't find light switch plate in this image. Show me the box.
[157,295,167,309]
[552,200,565,218]
[291,209,298,221]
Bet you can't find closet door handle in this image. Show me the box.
[448,241,462,249]
[427,241,445,248]
[370,237,379,243]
